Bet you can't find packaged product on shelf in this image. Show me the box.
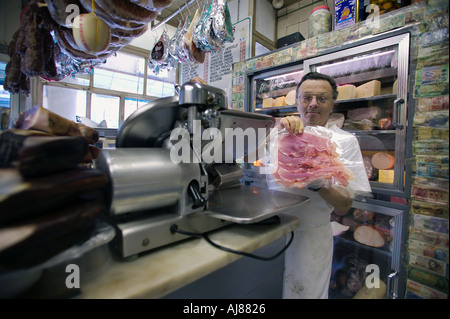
[406,279,448,299]
[407,266,448,293]
[417,43,449,68]
[408,252,448,277]
[410,198,449,219]
[411,183,449,205]
[414,83,449,98]
[413,127,449,140]
[343,118,374,130]
[412,139,449,155]
[414,64,449,87]
[347,106,382,121]
[411,213,449,235]
[415,95,449,112]
[413,110,449,128]
[409,227,449,248]
[408,238,449,263]
[412,160,449,179]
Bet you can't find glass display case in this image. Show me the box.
[304,33,411,197]
[329,199,409,299]
[242,30,415,298]
[251,65,304,117]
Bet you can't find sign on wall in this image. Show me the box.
[180,17,252,106]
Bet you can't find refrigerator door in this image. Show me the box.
[248,64,304,117]
[330,198,409,299]
[304,33,411,197]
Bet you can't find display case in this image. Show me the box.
[241,29,416,298]
[246,32,412,197]
[304,33,411,197]
[329,199,409,299]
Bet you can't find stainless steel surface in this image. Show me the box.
[116,96,182,148]
[207,185,309,224]
[208,163,244,188]
[179,82,227,109]
[116,83,275,162]
[95,148,203,216]
[103,82,289,257]
[208,109,275,162]
[114,211,231,258]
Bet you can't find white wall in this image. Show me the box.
[255,0,276,41]
[277,0,334,39]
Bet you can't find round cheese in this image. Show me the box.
[73,13,111,54]
[285,89,297,105]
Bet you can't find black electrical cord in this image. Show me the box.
[170,224,294,261]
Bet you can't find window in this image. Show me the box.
[40,48,177,129]
[1,61,11,130]
[91,94,120,128]
[1,61,11,108]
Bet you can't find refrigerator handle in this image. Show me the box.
[392,98,405,130]
[386,270,399,299]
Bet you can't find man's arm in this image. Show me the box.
[317,185,353,212]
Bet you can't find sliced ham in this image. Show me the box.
[272,131,353,189]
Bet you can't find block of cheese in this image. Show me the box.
[378,169,394,183]
[393,79,398,94]
[355,80,381,98]
[285,90,297,105]
[273,96,286,107]
[337,84,356,100]
[262,98,274,108]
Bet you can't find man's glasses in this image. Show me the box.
[298,94,332,104]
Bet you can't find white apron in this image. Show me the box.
[280,189,334,299]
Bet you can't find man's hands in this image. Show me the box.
[306,178,332,192]
[279,116,304,135]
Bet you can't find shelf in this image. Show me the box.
[333,68,398,86]
[335,94,397,105]
[335,234,393,258]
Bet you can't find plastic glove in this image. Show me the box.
[306,178,332,192]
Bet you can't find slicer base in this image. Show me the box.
[112,211,231,259]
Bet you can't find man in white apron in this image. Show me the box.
[273,72,371,299]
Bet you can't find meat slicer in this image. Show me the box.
[94,82,308,258]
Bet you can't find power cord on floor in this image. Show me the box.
[170,224,294,261]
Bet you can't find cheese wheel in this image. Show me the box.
[371,152,395,170]
[355,80,381,98]
[285,89,297,105]
[73,13,111,54]
[337,84,356,100]
[353,225,386,248]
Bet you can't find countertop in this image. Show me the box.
[76,213,300,299]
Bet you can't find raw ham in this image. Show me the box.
[272,131,353,189]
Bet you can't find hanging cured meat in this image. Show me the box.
[272,131,354,189]
[4,0,162,95]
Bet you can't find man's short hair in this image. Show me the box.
[296,72,338,101]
